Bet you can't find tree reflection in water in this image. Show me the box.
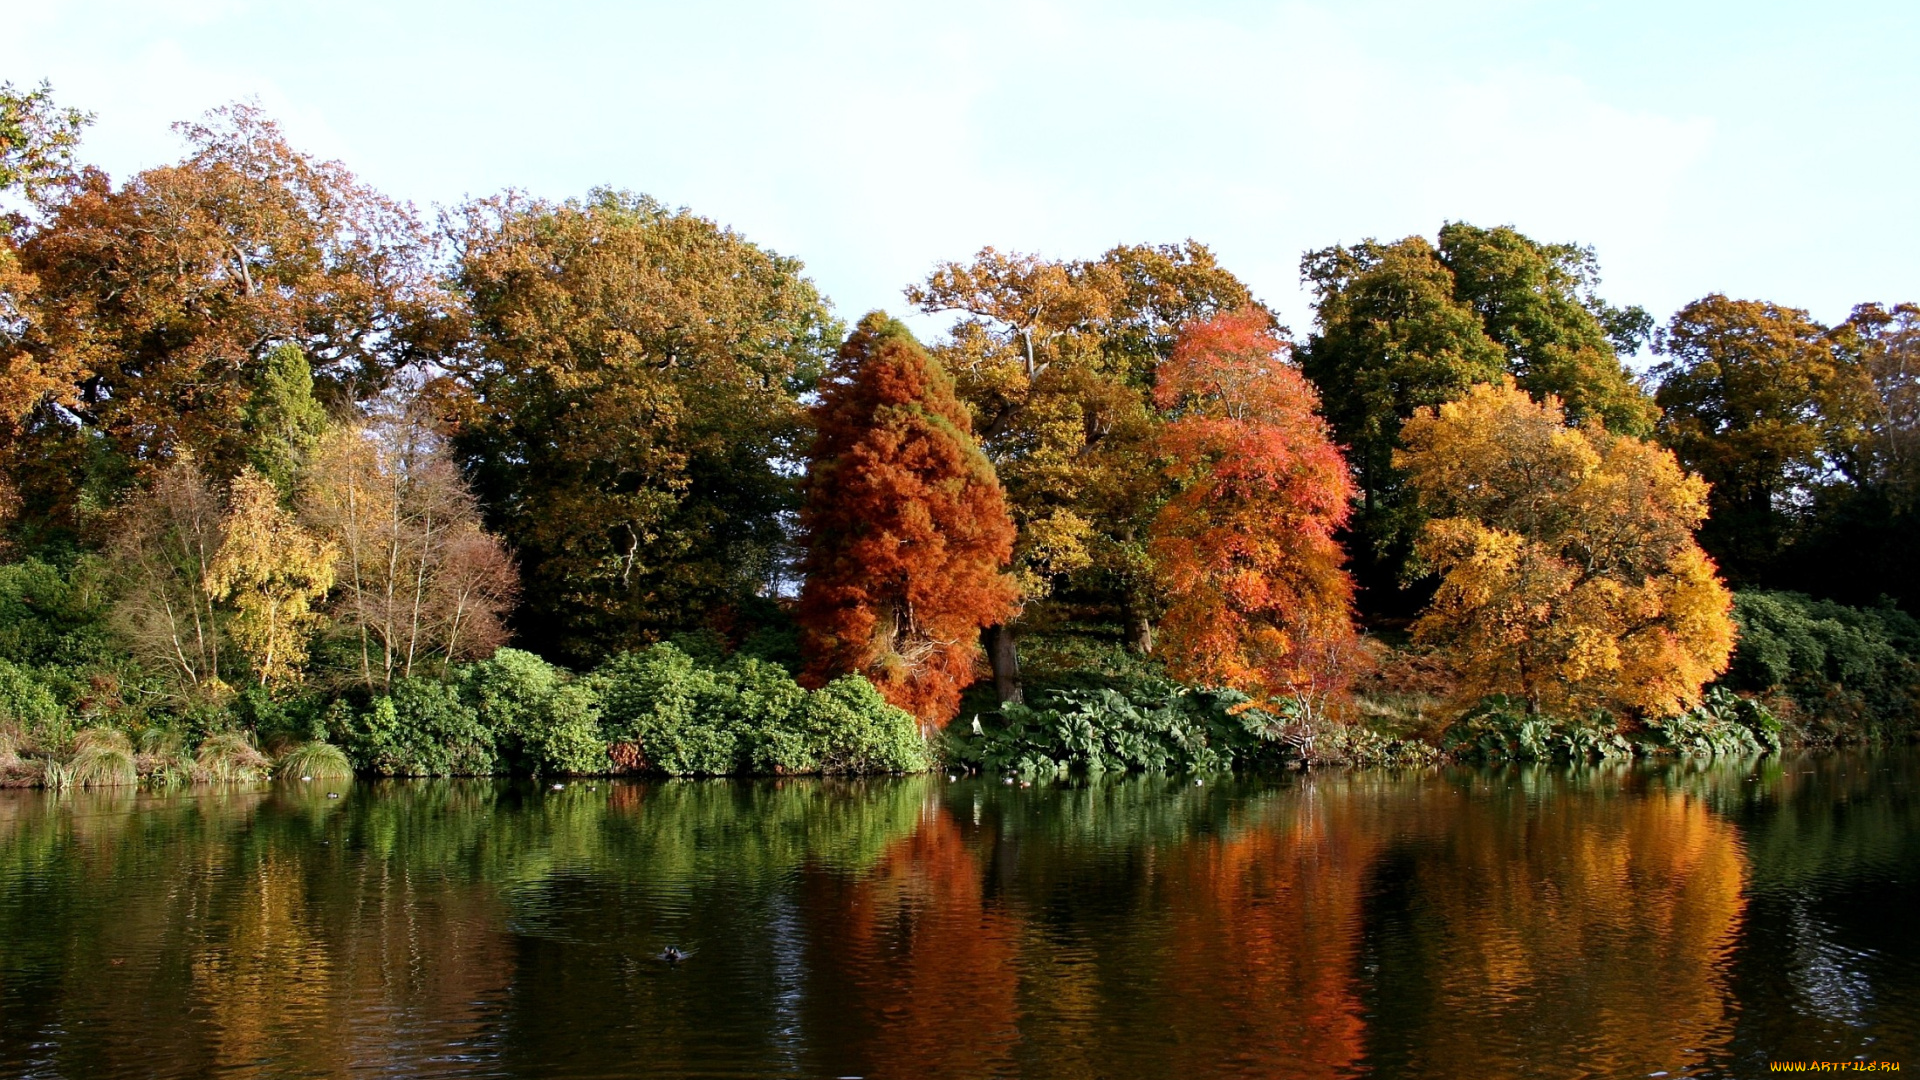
[0,754,1912,1079]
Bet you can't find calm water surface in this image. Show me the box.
[0,751,1913,1079]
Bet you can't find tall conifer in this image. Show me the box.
[798,313,1018,727]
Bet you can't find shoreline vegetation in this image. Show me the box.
[2,87,1918,790]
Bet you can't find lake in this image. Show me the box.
[0,751,1913,1078]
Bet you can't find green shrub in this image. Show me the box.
[1643,687,1781,757]
[760,675,929,775]
[949,679,1282,777]
[0,556,119,671]
[598,645,771,775]
[1726,591,1920,739]
[522,684,606,775]
[229,686,327,745]
[461,648,605,775]
[343,678,496,776]
[596,644,928,776]
[1441,697,1633,762]
[0,658,65,733]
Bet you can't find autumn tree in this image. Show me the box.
[303,410,516,691]
[0,79,91,205]
[797,313,1018,727]
[1774,301,1920,607]
[1149,311,1358,704]
[0,81,92,531]
[1398,381,1735,719]
[7,103,438,528]
[908,242,1259,698]
[1299,225,1655,616]
[109,455,229,697]
[1651,294,1839,584]
[206,467,336,688]
[448,189,837,664]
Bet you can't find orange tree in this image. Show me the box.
[1397,380,1736,719]
[1148,310,1358,704]
[797,313,1018,728]
[908,242,1260,699]
[9,104,437,522]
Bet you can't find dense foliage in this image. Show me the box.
[1297,225,1654,613]
[1149,310,1358,702]
[797,314,1017,726]
[447,190,838,665]
[2,83,1917,785]
[1722,590,1920,741]
[1398,381,1736,719]
[947,680,1291,777]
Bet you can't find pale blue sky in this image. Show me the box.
[8,0,1917,340]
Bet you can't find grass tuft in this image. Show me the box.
[276,741,353,781]
[67,728,138,787]
[196,731,272,783]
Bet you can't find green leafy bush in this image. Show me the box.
[761,675,930,775]
[1725,590,1920,740]
[948,680,1282,777]
[597,643,927,776]
[0,658,65,733]
[1643,687,1781,757]
[1441,697,1633,762]
[463,648,606,775]
[341,678,497,776]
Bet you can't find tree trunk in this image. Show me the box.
[983,623,1023,706]
[1124,604,1154,656]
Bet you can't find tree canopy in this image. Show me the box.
[1299,224,1656,617]
[1149,310,1357,703]
[797,313,1017,726]
[447,189,839,664]
[1398,381,1734,718]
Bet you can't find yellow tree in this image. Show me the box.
[206,467,336,687]
[1397,380,1735,719]
[303,413,517,692]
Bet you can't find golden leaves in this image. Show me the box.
[1399,380,1735,718]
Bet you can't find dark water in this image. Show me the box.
[0,751,1914,1079]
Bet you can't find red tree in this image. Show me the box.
[1150,310,1359,704]
[799,313,1019,727]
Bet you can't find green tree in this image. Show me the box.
[1437,223,1655,435]
[1299,225,1655,617]
[243,343,329,499]
[1298,236,1506,609]
[448,189,838,665]
[0,80,92,203]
